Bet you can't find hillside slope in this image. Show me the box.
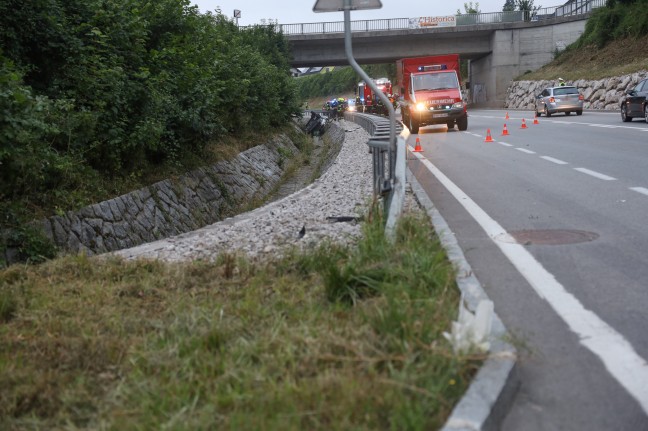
[518,35,648,81]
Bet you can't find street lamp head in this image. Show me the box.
[312,0,382,13]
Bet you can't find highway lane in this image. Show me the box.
[406,109,648,430]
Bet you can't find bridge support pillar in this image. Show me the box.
[470,19,587,108]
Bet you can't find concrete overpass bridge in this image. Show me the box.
[282,0,605,107]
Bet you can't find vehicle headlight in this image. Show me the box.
[415,102,427,112]
[452,101,464,109]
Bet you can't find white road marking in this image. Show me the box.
[409,148,648,415]
[498,142,514,147]
[516,148,536,154]
[471,114,648,131]
[574,168,616,181]
[582,122,648,131]
[536,119,647,131]
[541,156,569,165]
[630,187,648,196]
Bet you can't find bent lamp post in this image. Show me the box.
[313,0,404,238]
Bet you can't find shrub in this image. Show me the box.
[577,0,648,48]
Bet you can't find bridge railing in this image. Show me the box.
[283,18,411,34]
[279,0,606,35]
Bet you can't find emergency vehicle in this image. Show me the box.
[396,54,467,133]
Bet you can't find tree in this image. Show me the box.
[516,0,541,21]
[503,0,516,11]
[0,0,302,216]
[457,2,480,14]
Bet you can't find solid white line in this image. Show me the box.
[574,168,616,181]
[541,156,569,165]
[516,148,536,154]
[410,151,648,414]
[630,187,648,196]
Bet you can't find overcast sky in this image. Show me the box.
[191,1,555,26]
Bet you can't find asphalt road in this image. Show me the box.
[406,109,648,430]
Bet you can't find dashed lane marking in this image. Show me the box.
[515,148,536,154]
[541,156,569,165]
[467,115,647,131]
[574,168,617,181]
[409,149,648,416]
[630,187,648,196]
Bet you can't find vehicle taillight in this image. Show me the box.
[578,95,584,101]
[549,97,555,103]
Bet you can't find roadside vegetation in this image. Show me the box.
[0,206,483,430]
[0,0,302,261]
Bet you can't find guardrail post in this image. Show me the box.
[385,136,406,241]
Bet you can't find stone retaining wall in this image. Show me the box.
[3,119,345,263]
[504,70,648,110]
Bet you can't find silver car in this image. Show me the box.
[535,86,584,117]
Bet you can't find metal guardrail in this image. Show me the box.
[344,111,407,239]
[278,0,606,35]
[345,112,403,196]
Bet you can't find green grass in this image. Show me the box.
[516,34,648,81]
[0,205,484,430]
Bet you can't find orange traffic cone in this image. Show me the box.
[533,114,539,125]
[521,118,528,129]
[501,124,510,136]
[505,112,510,120]
[413,137,423,152]
[484,129,494,142]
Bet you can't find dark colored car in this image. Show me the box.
[535,86,584,117]
[620,78,648,123]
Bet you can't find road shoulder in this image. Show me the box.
[408,171,520,431]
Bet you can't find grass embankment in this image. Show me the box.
[0,208,484,430]
[518,35,648,81]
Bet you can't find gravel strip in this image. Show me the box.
[113,121,377,262]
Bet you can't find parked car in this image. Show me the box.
[535,85,584,117]
[620,78,648,123]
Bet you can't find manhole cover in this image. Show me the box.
[495,229,599,245]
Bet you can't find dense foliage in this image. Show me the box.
[296,64,396,99]
[575,0,648,47]
[0,0,301,225]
